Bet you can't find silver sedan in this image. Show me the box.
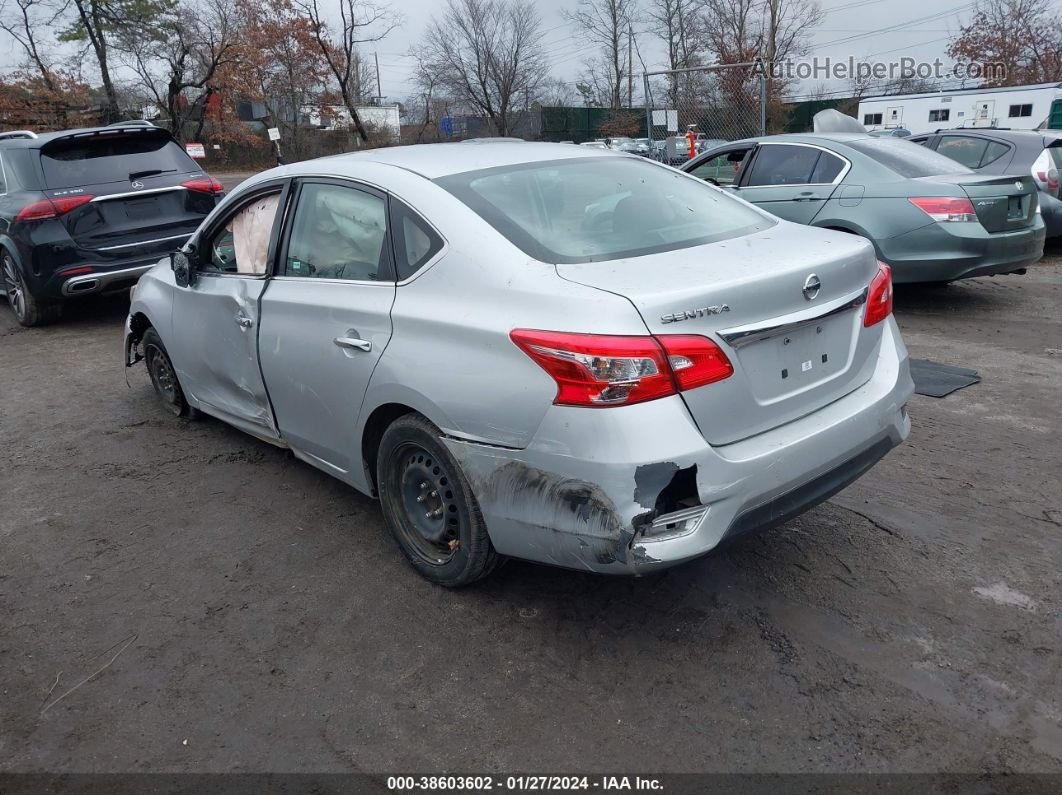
[125,143,914,586]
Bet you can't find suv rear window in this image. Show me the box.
[40,132,197,189]
[436,157,772,264]
[846,137,974,178]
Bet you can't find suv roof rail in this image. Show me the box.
[107,120,156,128]
[0,130,39,141]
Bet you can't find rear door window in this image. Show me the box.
[40,131,198,189]
[980,140,1011,167]
[390,199,443,280]
[745,145,821,186]
[936,136,989,168]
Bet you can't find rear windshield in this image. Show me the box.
[40,132,197,189]
[846,137,974,178]
[435,156,773,263]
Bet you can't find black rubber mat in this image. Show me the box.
[909,358,981,398]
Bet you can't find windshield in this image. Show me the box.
[846,136,974,178]
[436,156,773,264]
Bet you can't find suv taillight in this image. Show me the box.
[181,176,224,194]
[15,195,94,222]
[510,330,733,408]
[864,263,893,328]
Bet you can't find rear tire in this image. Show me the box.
[2,252,60,327]
[377,413,499,587]
[143,327,195,418]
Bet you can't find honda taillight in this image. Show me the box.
[15,195,94,222]
[909,197,977,223]
[181,176,223,194]
[864,263,893,328]
[510,330,732,408]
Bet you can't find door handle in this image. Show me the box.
[794,192,824,202]
[235,314,253,328]
[334,336,372,352]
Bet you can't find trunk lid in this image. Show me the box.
[556,224,882,446]
[915,173,1038,232]
[39,130,216,254]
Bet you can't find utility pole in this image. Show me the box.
[627,22,633,108]
[374,51,383,101]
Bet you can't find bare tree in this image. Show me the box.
[535,77,576,107]
[59,0,172,121]
[565,0,636,109]
[415,0,546,137]
[699,0,821,67]
[115,0,241,140]
[0,0,64,93]
[297,0,400,143]
[948,0,1062,86]
[645,0,706,109]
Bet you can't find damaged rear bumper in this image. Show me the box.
[444,317,914,575]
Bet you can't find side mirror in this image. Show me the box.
[171,248,195,288]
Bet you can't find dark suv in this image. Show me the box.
[909,129,1062,238]
[0,122,224,325]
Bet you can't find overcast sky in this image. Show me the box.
[0,0,984,103]
[373,0,981,102]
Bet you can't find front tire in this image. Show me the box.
[377,414,499,586]
[2,252,60,327]
[142,327,195,418]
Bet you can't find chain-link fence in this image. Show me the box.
[643,63,766,164]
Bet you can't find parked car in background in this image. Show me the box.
[868,128,912,138]
[0,122,224,326]
[126,143,912,585]
[633,138,652,155]
[682,133,1045,283]
[908,128,1062,238]
[606,137,641,154]
[579,141,607,149]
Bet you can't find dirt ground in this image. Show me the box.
[1,242,1060,775]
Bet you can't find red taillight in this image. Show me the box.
[510,329,732,408]
[657,335,734,391]
[1048,168,1059,193]
[15,195,94,222]
[864,263,893,328]
[909,196,977,223]
[181,176,223,194]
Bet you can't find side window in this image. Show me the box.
[0,154,7,193]
[980,140,1011,167]
[691,150,749,185]
[745,145,821,186]
[284,182,390,282]
[809,152,846,183]
[203,192,281,275]
[936,136,989,169]
[390,199,443,280]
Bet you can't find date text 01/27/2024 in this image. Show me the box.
[386,776,664,791]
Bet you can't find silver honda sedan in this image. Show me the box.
[124,143,914,586]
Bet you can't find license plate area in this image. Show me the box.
[735,312,854,402]
[124,198,159,221]
[1008,195,1023,219]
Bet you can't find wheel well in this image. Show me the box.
[129,311,151,337]
[361,403,416,495]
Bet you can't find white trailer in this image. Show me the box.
[857,82,1062,135]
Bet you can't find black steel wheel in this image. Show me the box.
[378,414,499,586]
[142,327,194,418]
